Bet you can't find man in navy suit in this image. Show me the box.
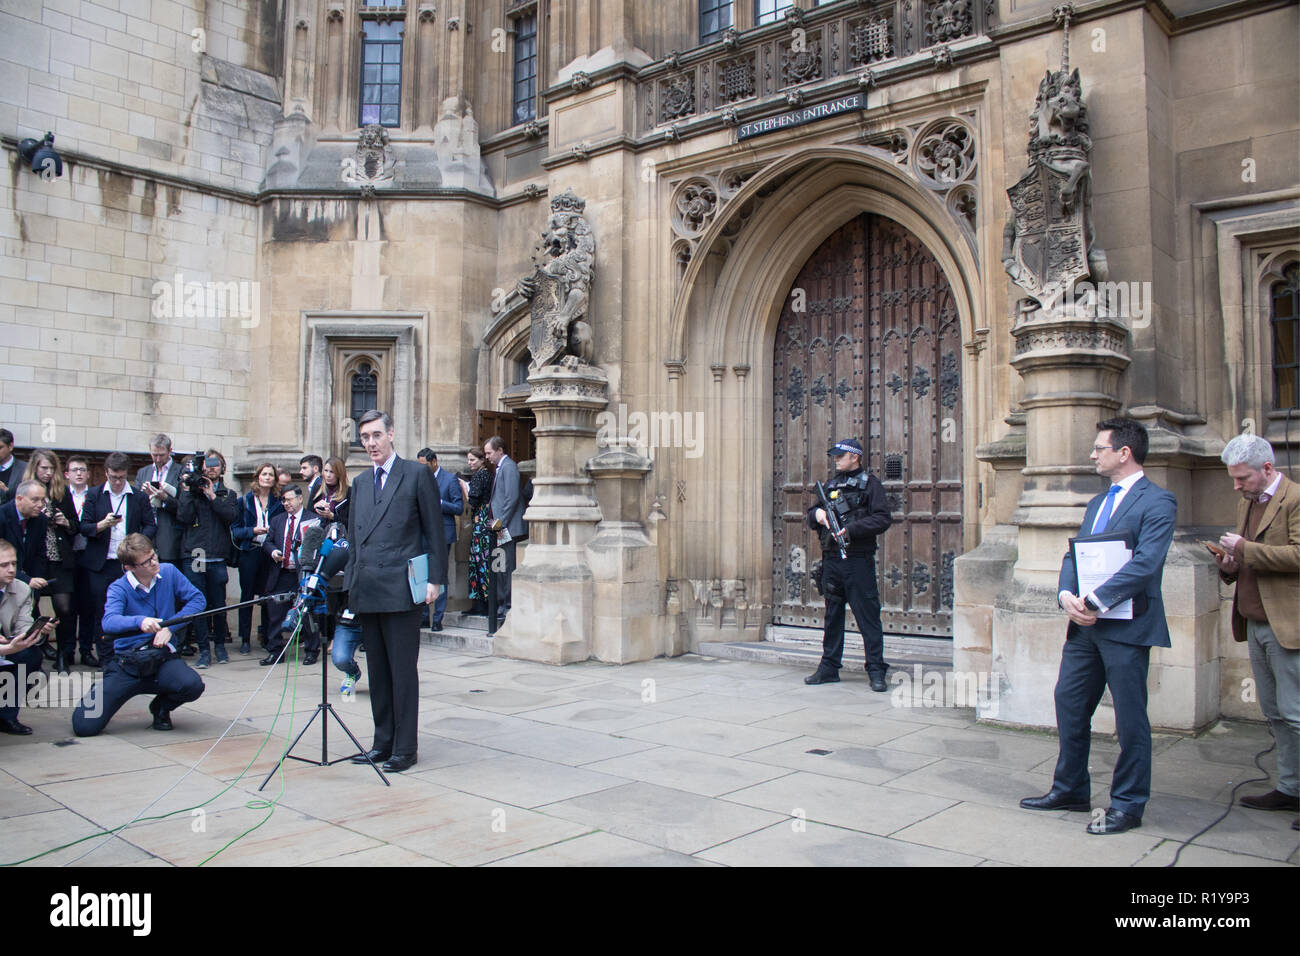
[346,411,445,772]
[1021,418,1176,834]
[80,452,157,663]
[419,450,463,631]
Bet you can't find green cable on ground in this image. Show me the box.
[1,623,307,867]
[197,625,304,866]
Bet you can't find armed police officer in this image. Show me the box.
[805,438,893,691]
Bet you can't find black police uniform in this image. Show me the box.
[807,466,892,679]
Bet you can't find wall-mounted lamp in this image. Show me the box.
[17,132,63,180]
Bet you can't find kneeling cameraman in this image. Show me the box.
[72,534,206,736]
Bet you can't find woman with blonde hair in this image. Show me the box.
[24,449,79,669]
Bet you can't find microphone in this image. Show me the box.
[317,536,351,579]
[297,522,327,568]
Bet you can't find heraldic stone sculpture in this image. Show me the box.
[516,188,596,371]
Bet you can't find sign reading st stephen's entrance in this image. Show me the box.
[737,93,865,141]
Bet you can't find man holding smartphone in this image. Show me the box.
[80,452,157,665]
[0,539,55,734]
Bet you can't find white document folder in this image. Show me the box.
[1070,532,1134,620]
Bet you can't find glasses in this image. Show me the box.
[129,554,159,569]
[1092,445,1114,453]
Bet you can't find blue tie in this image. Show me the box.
[1092,485,1121,534]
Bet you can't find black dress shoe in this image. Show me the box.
[430,621,443,632]
[302,651,319,666]
[868,671,888,693]
[1086,807,1142,834]
[259,650,284,666]
[352,749,390,765]
[80,651,100,668]
[148,697,173,731]
[56,653,72,674]
[1239,789,1300,812]
[0,717,32,735]
[382,753,417,772]
[1020,791,1091,812]
[804,669,840,685]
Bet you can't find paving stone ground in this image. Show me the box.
[2,642,1296,867]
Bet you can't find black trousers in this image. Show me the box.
[0,646,44,721]
[359,606,423,757]
[493,539,517,609]
[819,552,886,675]
[89,560,123,663]
[236,548,270,641]
[61,566,97,658]
[72,653,205,737]
[264,567,317,655]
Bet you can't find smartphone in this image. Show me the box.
[1202,540,1228,559]
[23,616,53,644]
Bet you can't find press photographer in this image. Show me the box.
[71,533,206,737]
[176,449,239,668]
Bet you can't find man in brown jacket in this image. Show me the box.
[1213,435,1298,830]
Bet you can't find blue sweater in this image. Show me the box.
[102,563,206,653]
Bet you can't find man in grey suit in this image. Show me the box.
[135,434,184,572]
[346,411,446,772]
[484,436,525,613]
[1020,418,1177,835]
[418,449,463,631]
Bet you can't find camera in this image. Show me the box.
[181,451,209,493]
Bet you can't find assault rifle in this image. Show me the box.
[814,480,850,560]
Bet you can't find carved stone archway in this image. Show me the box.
[658,147,985,647]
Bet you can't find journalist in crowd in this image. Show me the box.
[177,450,238,668]
[1213,434,1299,829]
[72,534,206,737]
[231,462,283,654]
[79,453,156,665]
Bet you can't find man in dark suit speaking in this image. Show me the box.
[1020,418,1176,834]
[346,410,446,772]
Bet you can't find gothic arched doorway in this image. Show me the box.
[773,213,963,636]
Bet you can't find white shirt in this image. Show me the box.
[1259,472,1283,503]
[1063,470,1145,612]
[126,569,158,593]
[104,481,131,559]
[252,495,270,545]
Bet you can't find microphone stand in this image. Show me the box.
[257,544,388,789]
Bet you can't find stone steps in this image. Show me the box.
[700,626,953,672]
[422,614,954,671]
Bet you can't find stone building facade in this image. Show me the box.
[2,0,1297,730]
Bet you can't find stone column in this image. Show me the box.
[491,358,608,664]
[587,443,663,662]
[985,307,1130,727]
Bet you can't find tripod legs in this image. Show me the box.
[256,620,389,790]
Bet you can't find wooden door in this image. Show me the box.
[772,214,962,636]
[476,410,536,464]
